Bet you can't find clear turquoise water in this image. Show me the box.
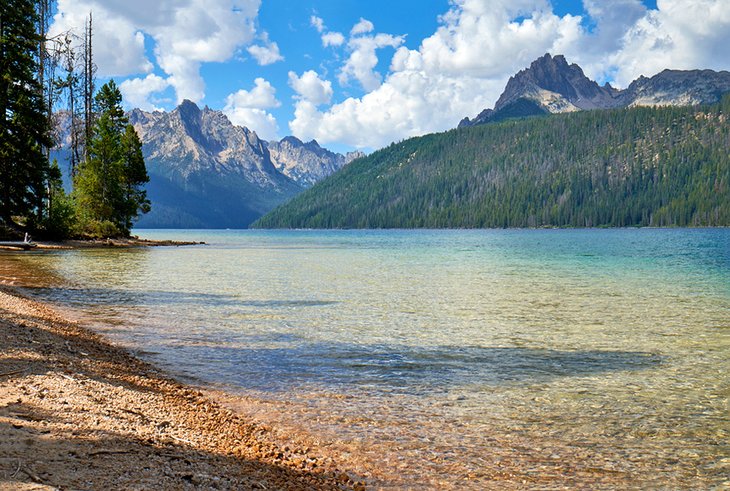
[2,229,728,488]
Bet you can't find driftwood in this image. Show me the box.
[0,241,36,250]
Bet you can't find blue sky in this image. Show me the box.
[50,0,727,152]
[205,0,452,137]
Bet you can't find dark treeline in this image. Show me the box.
[254,97,730,229]
[0,1,148,240]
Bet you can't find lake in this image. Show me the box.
[2,229,728,488]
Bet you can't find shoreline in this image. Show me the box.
[31,237,204,250]
[0,285,363,490]
[0,238,204,251]
[3,231,724,489]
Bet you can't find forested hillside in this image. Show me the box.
[254,96,730,228]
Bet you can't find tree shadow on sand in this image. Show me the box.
[0,402,344,490]
[0,310,168,395]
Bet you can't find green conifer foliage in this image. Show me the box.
[119,123,150,231]
[0,0,52,229]
[43,159,75,238]
[254,101,730,229]
[73,80,150,237]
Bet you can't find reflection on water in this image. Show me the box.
[1,229,728,488]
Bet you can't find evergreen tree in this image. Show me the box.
[43,159,75,238]
[74,80,150,237]
[0,0,52,229]
[119,123,150,232]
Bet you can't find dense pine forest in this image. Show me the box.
[254,97,730,229]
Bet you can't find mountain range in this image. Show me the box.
[122,101,361,228]
[459,53,730,127]
[127,101,364,228]
[255,95,730,229]
[53,53,730,229]
[254,55,730,229]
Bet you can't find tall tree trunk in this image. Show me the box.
[83,12,94,161]
[0,11,9,223]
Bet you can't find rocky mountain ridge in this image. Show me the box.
[129,101,360,189]
[123,100,362,228]
[459,54,730,127]
[267,136,364,187]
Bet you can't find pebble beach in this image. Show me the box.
[0,285,364,490]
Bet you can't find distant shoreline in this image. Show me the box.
[0,237,205,251]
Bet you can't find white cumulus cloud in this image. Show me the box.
[292,1,580,149]
[607,0,730,86]
[288,70,333,106]
[310,15,325,33]
[322,31,346,47]
[291,0,730,150]
[338,19,405,91]
[418,0,582,78]
[52,0,730,151]
[350,18,374,36]
[119,74,170,111]
[49,0,153,77]
[50,0,261,105]
[223,78,280,140]
[311,13,345,47]
[247,32,284,66]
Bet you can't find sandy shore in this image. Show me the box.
[0,286,364,490]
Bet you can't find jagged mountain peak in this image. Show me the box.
[177,98,200,112]
[172,100,238,132]
[174,99,207,130]
[269,135,306,147]
[57,100,363,229]
[460,54,730,127]
[280,135,303,145]
[131,100,354,188]
[625,68,730,106]
[129,103,356,227]
[493,53,620,116]
[522,53,573,77]
[133,100,276,187]
[267,136,351,187]
[178,100,263,147]
[279,136,327,152]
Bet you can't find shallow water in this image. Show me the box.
[2,229,728,488]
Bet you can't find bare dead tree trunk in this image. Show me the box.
[83,11,94,161]
[63,35,82,176]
